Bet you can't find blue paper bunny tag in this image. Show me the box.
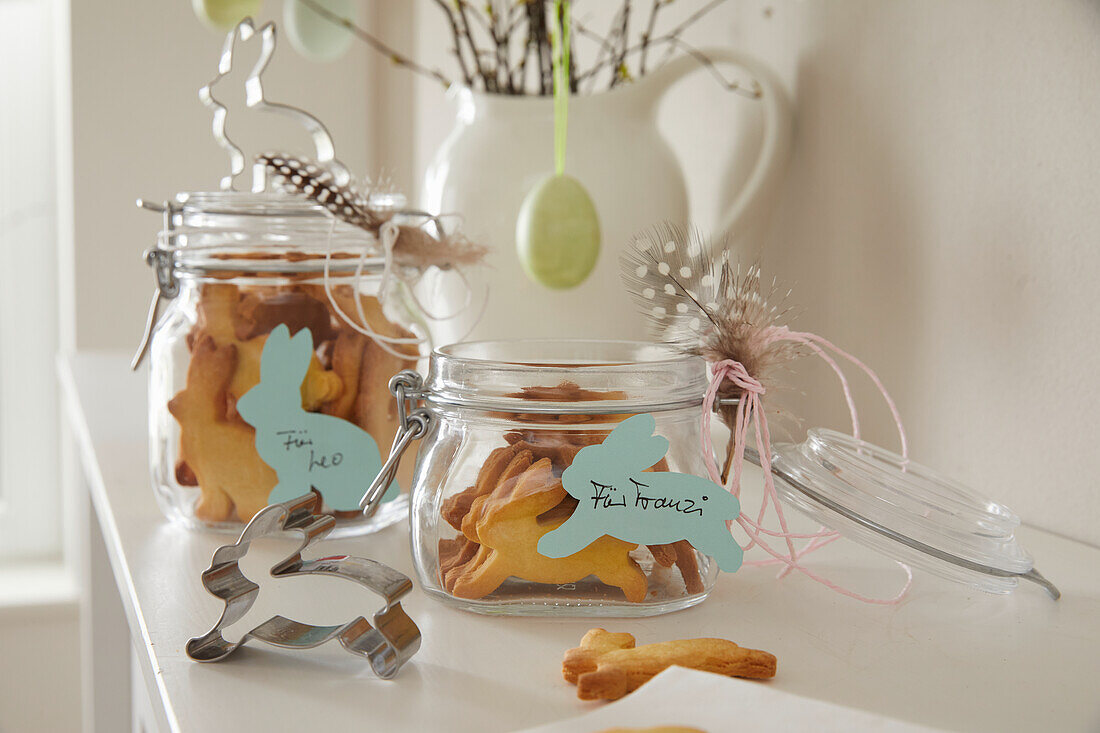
[236,324,395,511]
[536,413,744,572]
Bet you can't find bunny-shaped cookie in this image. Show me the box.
[236,324,396,511]
[538,413,743,572]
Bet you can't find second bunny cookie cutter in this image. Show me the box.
[186,492,421,677]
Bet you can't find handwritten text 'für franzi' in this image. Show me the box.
[589,478,706,516]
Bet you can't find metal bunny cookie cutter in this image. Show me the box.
[186,492,421,677]
[199,17,351,192]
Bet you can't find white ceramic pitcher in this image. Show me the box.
[419,48,791,344]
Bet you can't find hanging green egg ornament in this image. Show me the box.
[516,174,600,289]
[192,0,262,31]
[516,0,601,290]
[285,0,356,62]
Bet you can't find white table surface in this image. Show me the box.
[62,352,1100,733]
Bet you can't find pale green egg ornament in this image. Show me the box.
[284,0,356,62]
[516,174,601,290]
[192,0,262,31]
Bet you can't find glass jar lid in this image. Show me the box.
[753,429,1059,598]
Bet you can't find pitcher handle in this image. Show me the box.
[643,47,792,238]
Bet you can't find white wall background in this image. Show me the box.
[408,0,1100,548]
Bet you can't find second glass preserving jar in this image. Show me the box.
[405,339,720,616]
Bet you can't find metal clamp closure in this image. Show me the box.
[361,371,430,515]
[145,247,178,299]
[131,199,181,370]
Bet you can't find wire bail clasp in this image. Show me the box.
[131,199,181,370]
[360,370,430,516]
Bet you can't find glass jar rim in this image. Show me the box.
[424,339,708,414]
[160,191,399,277]
[174,190,406,220]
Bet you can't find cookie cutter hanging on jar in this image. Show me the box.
[181,337,425,670]
[186,491,421,675]
[187,380,426,669]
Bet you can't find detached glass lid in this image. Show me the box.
[750,429,1060,598]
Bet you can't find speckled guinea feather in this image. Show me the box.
[259,152,390,230]
[258,153,487,269]
[620,222,806,396]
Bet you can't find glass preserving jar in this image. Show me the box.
[143,191,427,536]
[397,339,720,616]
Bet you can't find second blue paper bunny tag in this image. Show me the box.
[236,324,396,511]
[537,413,744,572]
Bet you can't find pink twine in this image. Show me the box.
[700,326,914,605]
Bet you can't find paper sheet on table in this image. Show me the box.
[514,666,943,733]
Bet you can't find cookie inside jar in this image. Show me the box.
[411,340,720,616]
